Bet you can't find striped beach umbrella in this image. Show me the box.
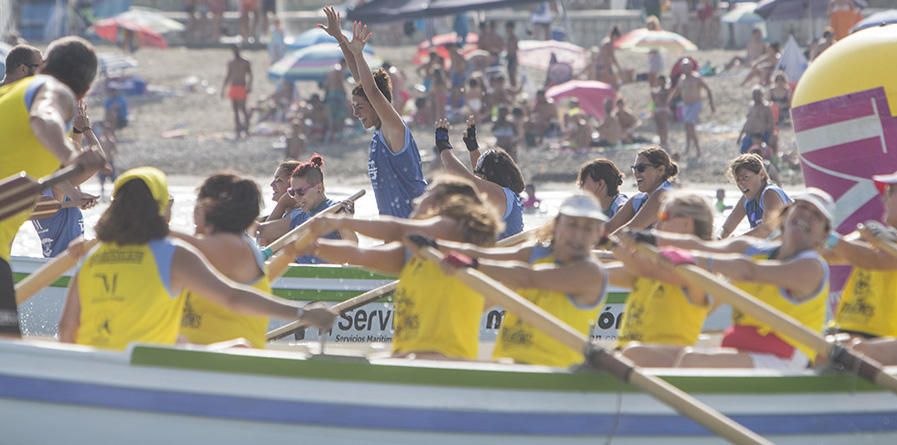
[268,43,381,82]
[517,40,587,71]
[615,29,697,53]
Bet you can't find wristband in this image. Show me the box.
[825,232,840,250]
[435,127,453,152]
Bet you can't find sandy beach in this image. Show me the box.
[96,44,802,188]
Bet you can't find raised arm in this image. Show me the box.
[462,115,482,170]
[345,21,406,152]
[318,6,360,80]
[435,118,505,210]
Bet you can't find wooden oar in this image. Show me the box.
[415,246,772,445]
[496,224,542,247]
[30,197,88,220]
[633,243,897,395]
[260,190,366,260]
[15,238,98,304]
[0,165,85,222]
[857,223,897,258]
[266,282,397,341]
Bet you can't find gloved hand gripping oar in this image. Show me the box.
[414,241,772,445]
[630,241,897,396]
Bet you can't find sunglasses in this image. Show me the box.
[287,184,316,198]
[631,163,656,173]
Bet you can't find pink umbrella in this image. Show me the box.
[92,18,168,49]
[545,80,616,121]
[517,40,587,71]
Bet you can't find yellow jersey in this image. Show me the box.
[616,277,709,348]
[732,247,828,361]
[76,238,185,350]
[0,76,69,260]
[831,268,897,338]
[493,245,605,367]
[180,236,270,348]
[393,254,484,359]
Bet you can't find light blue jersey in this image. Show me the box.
[368,125,427,218]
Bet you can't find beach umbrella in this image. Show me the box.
[517,40,587,71]
[615,29,697,53]
[721,3,764,25]
[850,9,897,34]
[284,27,351,51]
[91,8,185,49]
[754,0,864,21]
[412,32,478,65]
[545,80,615,121]
[268,43,382,82]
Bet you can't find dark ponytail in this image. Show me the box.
[95,180,169,244]
[197,173,262,234]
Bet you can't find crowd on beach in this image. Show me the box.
[3,1,897,377]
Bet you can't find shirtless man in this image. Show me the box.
[529,89,558,145]
[324,63,347,140]
[668,59,715,157]
[594,26,623,87]
[222,45,253,138]
[738,87,775,154]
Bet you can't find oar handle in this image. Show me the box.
[266,281,397,341]
[633,243,897,395]
[16,238,98,304]
[262,189,366,258]
[496,224,542,247]
[416,246,771,445]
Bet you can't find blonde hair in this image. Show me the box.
[661,192,715,240]
[438,195,502,246]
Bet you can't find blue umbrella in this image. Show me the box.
[284,28,352,51]
[755,0,865,21]
[268,43,382,82]
[851,9,897,34]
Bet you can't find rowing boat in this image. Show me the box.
[9,255,732,343]
[0,338,894,444]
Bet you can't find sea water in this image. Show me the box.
[10,178,766,258]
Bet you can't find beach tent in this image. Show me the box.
[346,0,547,24]
[775,35,808,85]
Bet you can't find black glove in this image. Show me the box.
[408,234,439,249]
[462,123,478,151]
[628,229,657,246]
[435,127,452,152]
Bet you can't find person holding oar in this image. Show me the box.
[436,116,525,240]
[433,193,608,368]
[608,192,716,367]
[173,173,273,349]
[824,171,897,365]
[631,188,834,370]
[58,167,337,350]
[0,36,107,337]
[295,176,502,360]
[257,154,357,263]
[720,153,791,239]
[604,146,678,236]
[320,8,427,218]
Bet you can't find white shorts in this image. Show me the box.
[671,1,689,26]
[747,350,809,370]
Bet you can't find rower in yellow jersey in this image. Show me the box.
[0,37,106,336]
[435,193,608,368]
[174,173,271,348]
[824,170,897,365]
[297,175,501,360]
[58,167,337,350]
[639,188,833,370]
[607,192,715,367]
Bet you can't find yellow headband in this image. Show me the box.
[113,167,170,215]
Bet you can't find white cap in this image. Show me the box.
[792,187,835,226]
[558,193,608,222]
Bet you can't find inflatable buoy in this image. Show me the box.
[792,25,897,234]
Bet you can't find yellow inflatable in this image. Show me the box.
[792,25,897,233]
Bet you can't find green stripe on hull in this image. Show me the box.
[279,266,394,281]
[130,346,882,394]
